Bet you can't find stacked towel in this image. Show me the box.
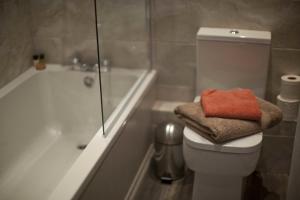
[201,89,262,121]
[175,89,282,144]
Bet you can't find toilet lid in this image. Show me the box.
[184,127,263,153]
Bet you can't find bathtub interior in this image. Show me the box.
[0,66,147,200]
[100,68,147,121]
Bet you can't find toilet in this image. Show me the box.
[183,27,271,200]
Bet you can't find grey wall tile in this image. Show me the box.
[98,0,144,7]
[151,0,197,44]
[33,37,63,64]
[64,0,95,40]
[99,2,147,41]
[265,121,297,137]
[96,0,150,70]
[7,38,33,71]
[0,0,31,40]
[153,42,196,89]
[267,49,300,103]
[151,0,300,107]
[156,85,194,102]
[0,1,33,89]
[101,40,150,69]
[0,39,10,75]
[271,2,300,49]
[257,135,294,173]
[63,39,98,65]
[190,0,270,30]
[0,38,32,88]
[29,0,97,65]
[29,0,64,38]
[152,0,300,48]
[27,0,150,69]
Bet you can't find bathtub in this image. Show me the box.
[0,65,156,200]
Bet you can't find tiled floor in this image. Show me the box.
[132,164,193,200]
[244,171,288,200]
[132,165,288,200]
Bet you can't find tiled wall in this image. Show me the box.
[29,0,97,64]
[99,0,150,69]
[30,0,150,68]
[0,0,149,88]
[151,0,300,102]
[0,0,33,88]
[2,0,299,102]
[151,0,300,198]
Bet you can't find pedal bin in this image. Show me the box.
[153,122,185,182]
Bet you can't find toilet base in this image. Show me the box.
[192,173,244,200]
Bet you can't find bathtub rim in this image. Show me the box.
[48,69,157,200]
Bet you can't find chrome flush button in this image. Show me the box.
[230,30,239,35]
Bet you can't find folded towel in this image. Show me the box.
[201,89,262,121]
[175,98,282,144]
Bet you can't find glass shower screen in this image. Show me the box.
[94,0,151,136]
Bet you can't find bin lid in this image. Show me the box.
[155,122,184,145]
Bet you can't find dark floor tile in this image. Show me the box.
[261,172,289,200]
[132,162,193,200]
[245,171,288,200]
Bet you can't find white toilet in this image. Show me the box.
[183,27,271,200]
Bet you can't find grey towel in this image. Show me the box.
[174,98,282,144]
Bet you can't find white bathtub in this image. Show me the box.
[0,65,156,200]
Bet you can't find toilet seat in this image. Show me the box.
[184,95,263,154]
[184,127,263,154]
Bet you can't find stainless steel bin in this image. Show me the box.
[153,122,185,182]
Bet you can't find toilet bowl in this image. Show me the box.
[185,27,271,200]
[183,126,262,200]
[183,96,263,200]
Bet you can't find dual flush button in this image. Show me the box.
[230,30,239,35]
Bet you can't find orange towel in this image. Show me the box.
[201,88,262,121]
